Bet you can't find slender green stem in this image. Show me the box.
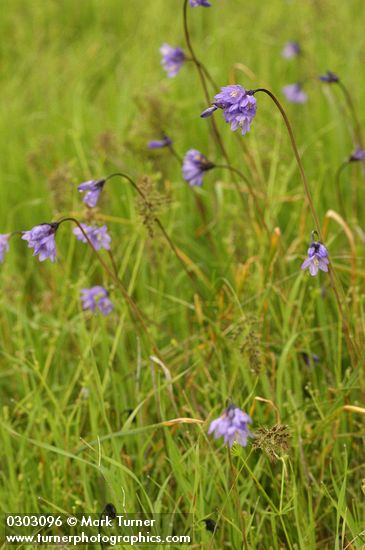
[240,456,293,550]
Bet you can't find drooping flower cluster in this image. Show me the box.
[189,0,211,6]
[182,149,215,186]
[73,224,111,251]
[301,240,329,276]
[22,223,59,263]
[160,44,185,78]
[201,85,257,135]
[78,179,106,208]
[0,234,10,263]
[319,70,339,84]
[349,147,365,162]
[208,404,253,447]
[148,136,172,149]
[282,41,301,59]
[80,286,113,316]
[282,83,307,104]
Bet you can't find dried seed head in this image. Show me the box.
[253,424,291,462]
[136,176,170,237]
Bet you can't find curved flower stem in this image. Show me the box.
[251,88,321,237]
[337,81,363,147]
[106,173,199,289]
[215,164,270,235]
[334,161,348,216]
[57,216,159,353]
[251,88,360,364]
[182,0,231,165]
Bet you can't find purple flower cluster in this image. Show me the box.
[282,41,301,59]
[22,223,59,263]
[182,149,215,186]
[301,241,329,276]
[73,224,111,251]
[78,179,106,208]
[160,44,185,78]
[208,404,253,447]
[201,85,257,135]
[0,234,10,263]
[283,83,307,104]
[80,286,113,316]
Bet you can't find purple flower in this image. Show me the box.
[148,136,172,149]
[22,223,58,263]
[283,83,308,104]
[189,0,211,6]
[319,71,339,84]
[282,41,301,59]
[73,224,111,251]
[182,149,215,187]
[80,286,113,316]
[349,147,365,162]
[78,179,106,208]
[208,404,253,448]
[201,85,257,135]
[160,44,185,78]
[0,234,10,263]
[301,241,329,276]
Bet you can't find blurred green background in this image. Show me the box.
[1,1,365,548]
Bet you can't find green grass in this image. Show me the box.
[1,0,365,548]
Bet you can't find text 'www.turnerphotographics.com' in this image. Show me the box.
[4,514,193,546]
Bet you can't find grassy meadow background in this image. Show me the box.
[1,0,365,548]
